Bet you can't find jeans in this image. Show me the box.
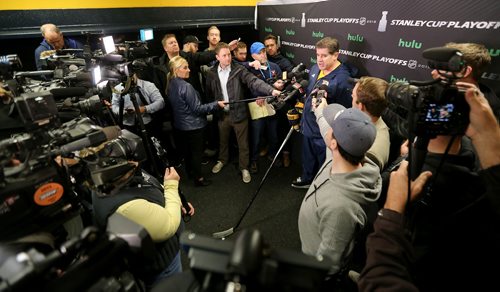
[147,251,182,289]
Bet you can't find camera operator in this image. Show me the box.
[111,72,165,138]
[358,87,500,291]
[91,159,184,289]
[292,37,354,189]
[432,43,500,122]
[34,24,84,70]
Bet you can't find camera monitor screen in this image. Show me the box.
[425,103,454,122]
[140,29,154,42]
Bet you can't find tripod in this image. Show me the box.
[212,126,295,239]
[117,76,192,215]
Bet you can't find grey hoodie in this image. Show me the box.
[298,157,381,275]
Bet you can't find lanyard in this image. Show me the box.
[259,63,272,80]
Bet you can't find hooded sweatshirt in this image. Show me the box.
[298,157,382,275]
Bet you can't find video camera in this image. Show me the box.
[0,213,155,292]
[172,229,334,292]
[0,90,124,242]
[386,47,469,137]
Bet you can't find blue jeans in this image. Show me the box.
[147,251,182,289]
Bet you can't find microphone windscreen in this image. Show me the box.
[299,79,309,88]
[318,84,329,91]
[50,87,88,98]
[101,126,122,140]
[422,47,460,62]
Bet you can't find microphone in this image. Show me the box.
[99,54,124,63]
[59,126,122,154]
[282,79,309,102]
[50,87,88,99]
[423,47,464,72]
[311,84,329,111]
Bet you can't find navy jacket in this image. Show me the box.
[167,77,219,131]
[34,37,83,70]
[301,63,353,138]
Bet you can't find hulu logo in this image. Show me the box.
[389,75,407,82]
[347,33,364,42]
[264,27,273,33]
[286,52,295,59]
[398,38,422,49]
[310,57,317,64]
[489,48,500,57]
[286,29,295,36]
[312,31,324,38]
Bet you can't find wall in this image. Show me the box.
[257,0,500,94]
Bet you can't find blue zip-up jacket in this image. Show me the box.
[301,63,353,139]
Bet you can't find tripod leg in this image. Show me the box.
[212,126,295,239]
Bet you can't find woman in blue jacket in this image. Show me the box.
[166,56,225,186]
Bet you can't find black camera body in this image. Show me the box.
[386,47,469,137]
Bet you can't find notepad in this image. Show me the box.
[248,101,276,120]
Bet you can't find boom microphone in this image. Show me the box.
[50,87,88,99]
[59,126,122,154]
[282,79,309,102]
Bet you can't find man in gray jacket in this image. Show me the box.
[298,104,382,276]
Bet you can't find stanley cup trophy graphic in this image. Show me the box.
[301,12,306,28]
[378,11,388,32]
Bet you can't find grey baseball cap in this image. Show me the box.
[323,103,376,157]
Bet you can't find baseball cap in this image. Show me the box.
[183,35,202,44]
[323,104,376,157]
[250,42,266,55]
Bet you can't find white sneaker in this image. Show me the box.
[242,169,251,183]
[212,161,224,174]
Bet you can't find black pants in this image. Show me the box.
[176,127,205,180]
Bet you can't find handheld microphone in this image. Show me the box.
[282,79,309,102]
[312,84,329,111]
[59,126,122,154]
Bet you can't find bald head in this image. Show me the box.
[40,23,64,49]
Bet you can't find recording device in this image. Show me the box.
[281,79,309,102]
[0,213,153,292]
[386,47,469,136]
[288,62,309,81]
[312,84,329,110]
[178,229,333,291]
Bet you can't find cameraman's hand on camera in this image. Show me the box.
[182,202,195,217]
[164,167,180,182]
[273,79,285,90]
[460,84,500,169]
[271,89,281,98]
[217,101,226,108]
[139,106,146,114]
[385,160,432,214]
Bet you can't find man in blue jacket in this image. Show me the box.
[34,23,83,70]
[292,37,354,189]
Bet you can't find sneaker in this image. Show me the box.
[291,177,311,189]
[348,270,360,283]
[259,146,268,157]
[194,177,212,187]
[250,161,258,174]
[212,161,224,173]
[283,152,291,168]
[242,169,251,183]
[201,157,210,165]
[204,148,217,157]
